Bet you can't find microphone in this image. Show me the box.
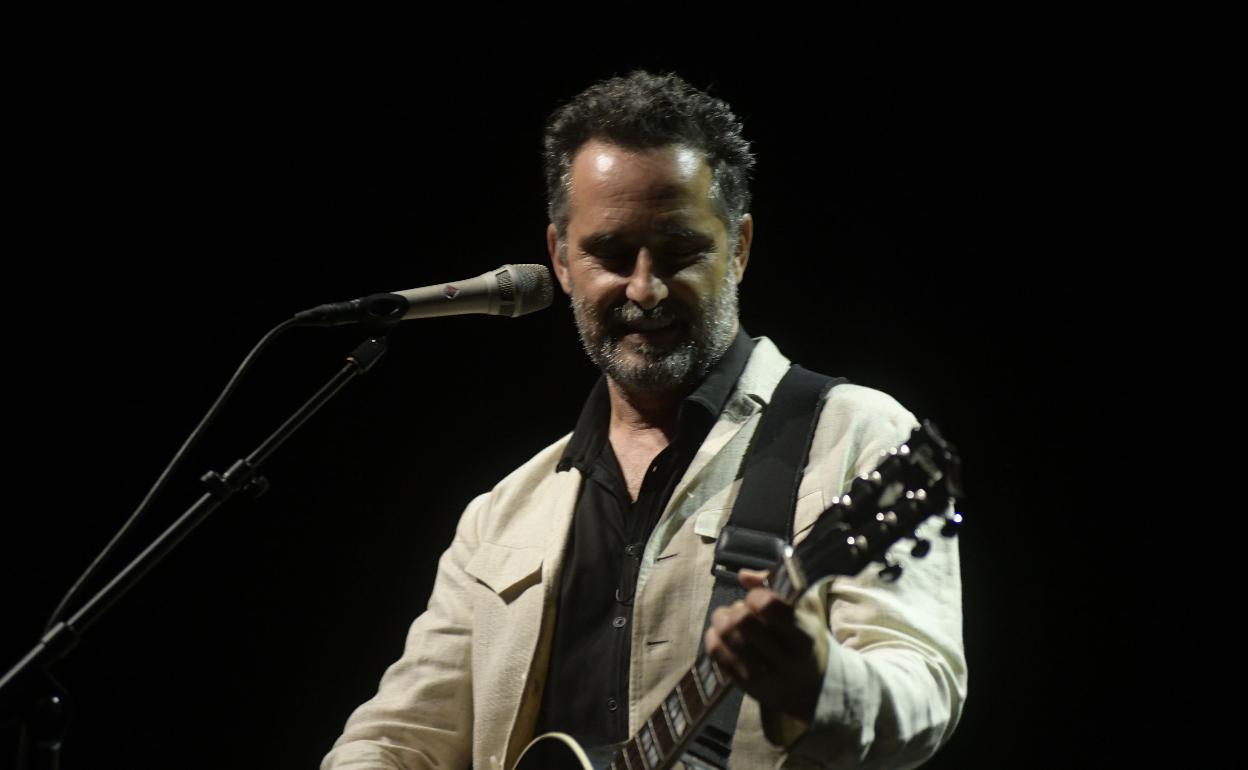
[293,264,555,327]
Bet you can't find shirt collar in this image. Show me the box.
[557,329,755,473]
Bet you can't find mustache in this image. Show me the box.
[609,302,681,326]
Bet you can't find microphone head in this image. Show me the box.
[501,264,555,317]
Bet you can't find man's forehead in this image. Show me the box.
[570,140,711,188]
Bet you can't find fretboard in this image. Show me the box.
[606,561,802,770]
[607,650,730,770]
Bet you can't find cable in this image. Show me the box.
[43,317,300,633]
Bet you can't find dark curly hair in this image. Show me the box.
[543,70,755,249]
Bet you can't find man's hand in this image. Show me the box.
[703,569,824,722]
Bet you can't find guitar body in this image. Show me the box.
[513,732,609,770]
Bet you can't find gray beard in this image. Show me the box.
[570,262,739,393]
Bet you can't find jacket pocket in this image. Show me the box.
[464,540,544,603]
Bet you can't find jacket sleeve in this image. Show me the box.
[765,388,968,769]
[321,492,488,770]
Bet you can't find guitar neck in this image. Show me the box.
[608,560,804,770]
[608,649,731,770]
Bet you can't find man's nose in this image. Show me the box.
[624,250,668,310]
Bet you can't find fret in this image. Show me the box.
[678,673,706,722]
[695,654,722,699]
[664,689,689,738]
[692,658,709,702]
[649,707,676,758]
[624,737,646,770]
[638,723,661,769]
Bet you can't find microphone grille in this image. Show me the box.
[505,264,555,317]
[496,266,515,298]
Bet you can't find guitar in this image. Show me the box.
[514,421,963,770]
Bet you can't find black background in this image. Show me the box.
[3,3,1160,768]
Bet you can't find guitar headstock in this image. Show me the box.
[792,420,963,586]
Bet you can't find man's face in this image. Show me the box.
[548,140,752,394]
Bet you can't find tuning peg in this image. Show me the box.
[875,511,899,532]
[910,538,931,558]
[850,475,875,501]
[941,511,964,537]
[878,561,903,582]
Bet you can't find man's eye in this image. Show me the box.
[666,245,710,263]
[589,249,631,264]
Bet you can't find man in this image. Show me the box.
[323,71,965,770]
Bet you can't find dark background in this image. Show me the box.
[4,3,1159,768]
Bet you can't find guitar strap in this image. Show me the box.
[685,364,845,770]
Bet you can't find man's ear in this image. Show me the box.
[733,213,753,283]
[548,223,573,296]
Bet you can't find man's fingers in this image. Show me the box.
[703,578,825,721]
[738,568,770,590]
[744,586,795,625]
[709,602,793,676]
[705,617,751,684]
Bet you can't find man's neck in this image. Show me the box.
[605,378,685,440]
[605,378,687,501]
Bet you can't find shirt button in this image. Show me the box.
[607,697,618,712]
[612,616,627,628]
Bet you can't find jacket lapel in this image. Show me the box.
[663,337,791,529]
[500,463,583,768]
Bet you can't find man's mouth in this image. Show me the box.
[615,318,682,348]
[622,315,677,332]
[604,303,687,347]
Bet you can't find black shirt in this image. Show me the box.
[536,330,755,750]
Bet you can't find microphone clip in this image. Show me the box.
[292,293,409,328]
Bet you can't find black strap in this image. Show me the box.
[686,365,844,769]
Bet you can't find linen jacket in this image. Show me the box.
[322,337,966,770]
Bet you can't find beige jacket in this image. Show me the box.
[322,338,966,770]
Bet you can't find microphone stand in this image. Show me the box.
[1,334,390,770]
